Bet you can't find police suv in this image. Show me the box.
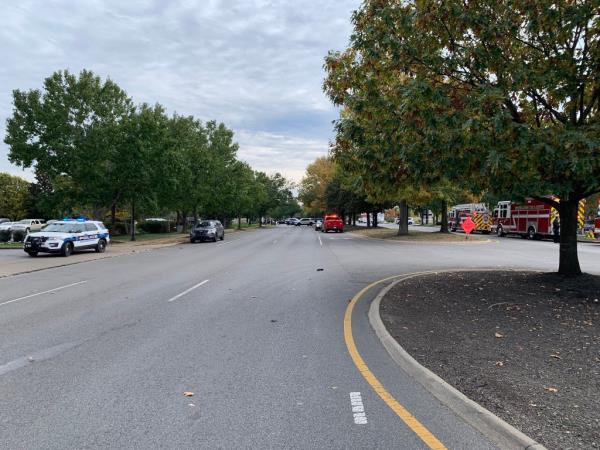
[23,218,110,257]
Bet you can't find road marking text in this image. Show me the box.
[350,392,367,424]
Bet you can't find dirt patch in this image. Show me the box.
[380,271,600,450]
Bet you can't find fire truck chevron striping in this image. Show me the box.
[578,199,586,230]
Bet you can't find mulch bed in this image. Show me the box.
[380,271,600,450]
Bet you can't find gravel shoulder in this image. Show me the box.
[380,271,600,450]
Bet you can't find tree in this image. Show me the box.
[0,173,30,220]
[325,1,600,275]
[298,157,337,215]
[5,69,133,218]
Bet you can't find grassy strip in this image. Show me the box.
[0,242,23,249]
[111,232,182,243]
[349,226,480,241]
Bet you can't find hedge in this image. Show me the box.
[140,220,170,233]
[11,229,26,242]
[0,230,10,242]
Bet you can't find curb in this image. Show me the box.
[368,272,547,450]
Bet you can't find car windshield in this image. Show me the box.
[44,222,86,233]
[197,221,213,228]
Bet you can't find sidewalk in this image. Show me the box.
[0,235,188,278]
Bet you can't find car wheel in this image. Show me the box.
[61,242,73,257]
[213,236,217,242]
[190,238,195,243]
[95,239,106,253]
[527,227,536,240]
[26,251,38,257]
[220,233,224,241]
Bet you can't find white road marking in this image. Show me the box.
[216,241,232,247]
[350,392,368,424]
[318,235,323,246]
[0,280,88,308]
[167,279,209,303]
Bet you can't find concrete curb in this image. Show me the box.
[368,272,547,450]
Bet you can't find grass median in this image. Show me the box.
[348,226,487,242]
[0,242,23,249]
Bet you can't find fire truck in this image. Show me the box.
[448,203,492,233]
[492,198,557,239]
[595,203,600,238]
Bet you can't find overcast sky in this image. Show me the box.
[0,0,360,182]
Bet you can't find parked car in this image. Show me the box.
[296,218,312,226]
[314,220,323,231]
[190,220,224,243]
[323,214,344,233]
[394,217,414,225]
[23,219,109,257]
[11,219,45,233]
[287,218,300,225]
[0,221,15,231]
[0,218,10,224]
[277,219,286,224]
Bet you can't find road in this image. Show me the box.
[1,226,598,449]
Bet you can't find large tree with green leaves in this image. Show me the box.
[325,0,600,275]
[5,69,133,218]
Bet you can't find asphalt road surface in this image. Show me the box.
[1,226,598,449]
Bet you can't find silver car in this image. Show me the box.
[190,220,225,243]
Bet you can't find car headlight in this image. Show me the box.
[208,228,216,233]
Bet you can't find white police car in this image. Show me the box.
[23,218,110,257]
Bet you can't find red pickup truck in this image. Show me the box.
[323,214,344,233]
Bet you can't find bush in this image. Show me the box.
[11,229,26,242]
[110,221,129,235]
[140,220,170,233]
[0,230,10,242]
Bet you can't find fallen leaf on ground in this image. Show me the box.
[183,391,194,397]
[550,354,562,360]
[495,361,504,367]
[545,387,558,393]
[495,332,504,338]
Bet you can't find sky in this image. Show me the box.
[0,0,360,183]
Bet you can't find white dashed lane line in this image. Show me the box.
[0,280,88,308]
[167,279,210,303]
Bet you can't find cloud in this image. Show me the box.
[0,0,359,182]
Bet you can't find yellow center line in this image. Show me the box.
[344,275,447,450]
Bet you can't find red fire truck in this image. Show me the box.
[492,198,557,239]
[595,203,600,238]
[448,203,492,233]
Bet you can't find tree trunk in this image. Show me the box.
[558,199,582,276]
[372,210,378,227]
[130,200,136,242]
[237,213,242,230]
[439,199,449,233]
[366,212,371,228]
[352,212,356,226]
[111,203,117,228]
[397,200,409,236]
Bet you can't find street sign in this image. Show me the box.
[461,216,475,235]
